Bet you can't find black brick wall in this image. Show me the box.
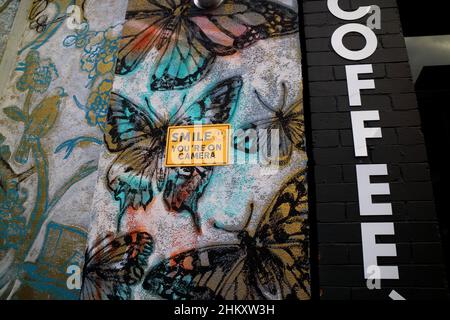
[300,0,449,300]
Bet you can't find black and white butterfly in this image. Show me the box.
[142,169,311,300]
[116,0,299,91]
[105,76,243,232]
[80,231,153,300]
[234,82,305,166]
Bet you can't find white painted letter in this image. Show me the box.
[367,5,381,30]
[361,223,399,280]
[66,265,81,290]
[327,0,372,20]
[331,24,378,61]
[366,265,382,290]
[346,64,375,106]
[356,164,393,216]
[351,111,382,157]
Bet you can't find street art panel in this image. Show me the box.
[85,0,310,300]
[0,0,126,299]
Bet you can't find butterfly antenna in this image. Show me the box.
[281,82,288,112]
[255,89,277,113]
[243,203,254,230]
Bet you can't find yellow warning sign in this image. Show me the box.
[165,124,231,167]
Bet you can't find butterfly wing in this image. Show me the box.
[235,97,304,166]
[163,166,213,231]
[116,1,175,75]
[234,114,297,166]
[142,244,293,300]
[105,93,162,215]
[188,0,299,55]
[150,17,216,91]
[276,99,305,164]
[143,171,310,300]
[117,1,298,90]
[81,232,153,300]
[173,76,243,125]
[253,169,311,299]
[233,116,283,150]
[284,100,305,151]
[106,141,161,215]
[105,93,156,152]
[117,0,216,90]
[142,244,251,300]
[153,0,299,90]
[29,0,50,22]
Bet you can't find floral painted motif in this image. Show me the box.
[75,77,112,130]
[0,134,30,250]
[56,23,122,160]
[1,0,126,301]
[16,50,58,94]
[64,24,120,89]
[0,50,98,300]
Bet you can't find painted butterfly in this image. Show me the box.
[28,0,60,33]
[80,231,153,300]
[142,169,310,300]
[234,82,305,166]
[116,0,299,90]
[105,76,243,232]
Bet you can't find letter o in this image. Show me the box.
[331,23,378,61]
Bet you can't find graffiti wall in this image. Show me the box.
[0,0,127,299]
[1,0,309,300]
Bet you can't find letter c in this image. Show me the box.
[327,0,372,20]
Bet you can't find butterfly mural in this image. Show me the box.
[234,82,305,165]
[105,76,243,232]
[20,0,87,53]
[142,169,310,300]
[117,0,299,91]
[80,231,153,300]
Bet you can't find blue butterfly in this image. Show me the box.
[105,76,243,232]
[116,0,299,90]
